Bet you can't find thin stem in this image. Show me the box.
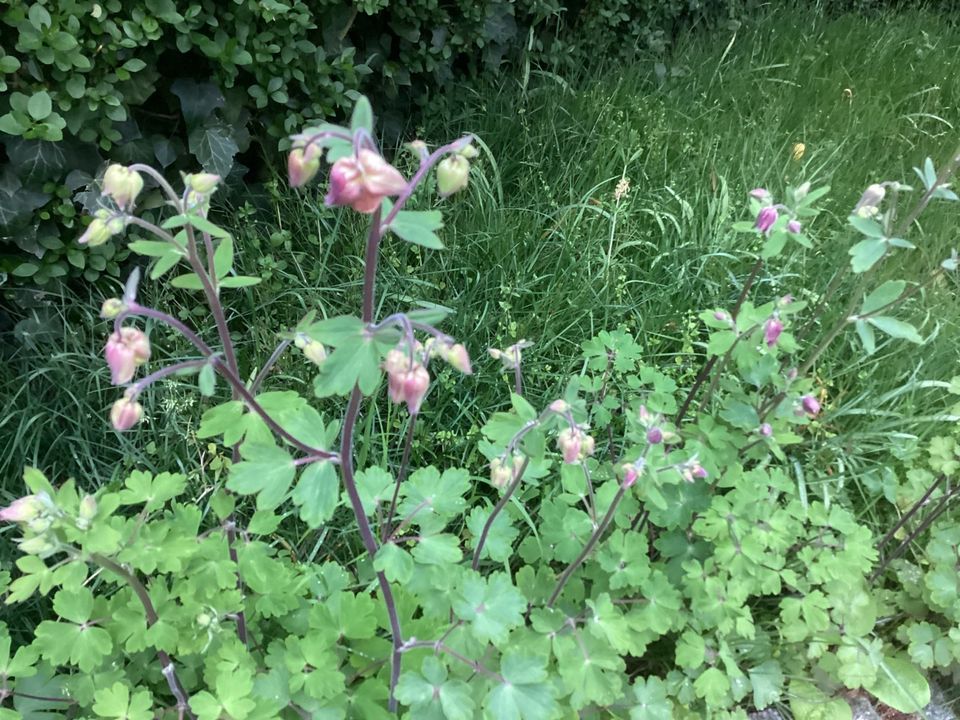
[580,462,597,523]
[869,485,959,583]
[124,303,213,356]
[210,357,338,461]
[796,268,846,341]
[127,359,207,397]
[547,482,629,608]
[676,258,762,425]
[876,474,945,550]
[379,136,473,231]
[92,554,196,720]
[514,362,523,396]
[400,640,504,682]
[340,206,404,711]
[382,416,418,542]
[387,498,429,543]
[472,458,529,570]
[250,339,293,395]
[128,163,182,206]
[222,520,248,645]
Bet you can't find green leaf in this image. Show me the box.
[630,677,673,720]
[452,571,525,645]
[304,315,365,346]
[789,680,852,720]
[467,506,518,563]
[219,276,261,288]
[93,682,153,720]
[291,461,339,527]
[169,273,205,289]
[412,534,463,566]
[27,92,52,121]
[123,59,147,72]
[855,320,876,355]
[849,238,887,273]
[170,78,224,127]
[118,470,186,511]
[197,400,246,444]
[485,652,557,720]
[161,213,232,239]
[693,666,730,708]
[675,630,705,669]
[150,250,183,279]
[227,443,296,509]
[129,240,183,257]
[867,656,930,713]
[861,280,905,315]
[848,215,886,237]
[388,210,445,249]
[192,123,239,177]
[374,543,415,584]
[749,660,783,710]
[866,316,922,344]
[313,336,382,397]
[351,96,373,134]
[213,236,233,279]
[395,656,475,720]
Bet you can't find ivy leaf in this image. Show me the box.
[484,652,557,720]
[191,122,239,177]
[170,78,225,127]
[227,443,296,509]
[849,238,887,273]
[388,209,445,249]
[92,682,153,720]
[291,461,339,528]
[866,316,922,344]
[452,571,526,646]
[7,138,67,184]
[630,677,673,720]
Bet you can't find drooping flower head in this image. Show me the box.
[764,316,784,348]
[383,348,430,415]
[288,143,321,188]
[854,183,886,217]
[110,396,143,431]
[436,155,470,197]
[101,164,144,211]
[105,327,151,385]
[800,395,821,417]
[325,149,408,214]
[755,206,779,235]
[78,209,125,247]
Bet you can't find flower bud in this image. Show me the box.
[759,423,773,437]
[436,155,470,197]
[755,206,779,234]
[78,209,124,247]
[713,311,730,323]
[101,164,144,210]
[794,181,811,202]
[294,334,326,366]
[549,399,569,414]
[185,173,221,195]
[622,465,639,488]
[325,149,407,214]
[105,327,151,385]
[458,144,480,159]
[444,343,473,374]
[749,188,771,201]
[801,395,821,416]
[402,366,430,415]
[854,183,885,215]
[18,535,59,557]
[490,458,512,489]
[288,147,320,188]
[764,317,783,348]
[77,495,98,529]
[100,298,126,319]
[0,494,49,524]
[646,427,663,445]
[110,397,143,431]
[557,428,582,464]
[787,220,802,234]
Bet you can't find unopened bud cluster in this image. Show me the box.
[557,426,595,464]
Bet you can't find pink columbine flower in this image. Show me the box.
[646,427,664,445]
[622,465,639,488]
[383,349,430,414]
[759,423,773,437]
[325,149,408,214]
[787,220,802,234]
[755,206,779,234]
[764,317,784,348]
[288,145,320,188]
[110,397,143,431]
[801,395,821,416]
[105,327,151,385]
[557,428,582,464]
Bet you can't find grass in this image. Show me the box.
[2,3,960,549]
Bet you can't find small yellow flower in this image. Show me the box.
[791,143,806,161]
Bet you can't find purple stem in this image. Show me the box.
[472,457,529,570]
[122,304,213,356]
[382,416,418,542]
[250,339,292,394]
[127,359,208,398]
[339,206,405,710]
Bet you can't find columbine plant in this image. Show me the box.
[1,99,958,719]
